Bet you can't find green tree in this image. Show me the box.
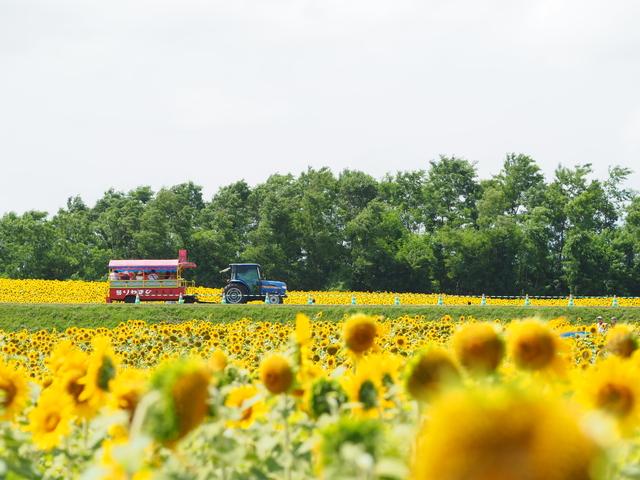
[293,168,344,289]
[0,211,58,279]
[243,174,302,285]
[423,156,480,230]
[192,181,253,286]
[344,200,406,291]
[379,170,427,232]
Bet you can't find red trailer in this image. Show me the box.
[106,250,197,303]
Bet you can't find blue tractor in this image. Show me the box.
[221,263,287,304]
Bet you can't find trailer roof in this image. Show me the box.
[108,259,196,270]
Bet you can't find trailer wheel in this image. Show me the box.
[124,295,137,304]
[183,295,197,304]
[266,293,282,304]
[224,284,248,304]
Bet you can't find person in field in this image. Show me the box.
[597,316,607,334]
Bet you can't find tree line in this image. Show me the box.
[1,155,639,295]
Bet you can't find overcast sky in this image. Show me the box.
[1,0,639,214]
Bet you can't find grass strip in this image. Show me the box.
[0,303,636,331]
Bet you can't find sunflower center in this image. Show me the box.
[461,337,504,372]
[241,406,254,422]
[515,335,555,369]
[67,379,87,404]
[118,392,138,412]
[346,323,377,353]
[0,381,17,408]
[172,371,210,438]
[596,382,634,417]
[44,412,61,432]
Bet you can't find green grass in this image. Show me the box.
[0,303,637,331]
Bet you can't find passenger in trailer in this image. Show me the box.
[119,271,133,280]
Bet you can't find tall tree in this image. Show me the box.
[344,200,406,291]
[423,156,480,230]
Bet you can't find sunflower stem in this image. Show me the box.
[82,418,89,450]
[129,390,160,439]
[283,394,292,480]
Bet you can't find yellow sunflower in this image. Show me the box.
[452,322,504,374]
[108,368,148,420]
[79,335,119,409]
[260,354,294,395]
[27,386,74,451]
[507,319,566,374]
[145,359,211,444]
[172,367,211,440]
[0,360,29,421]
[208,350,227,374]
[605,325,637,358]
[343,314,379,354]
[47,340,84,378]
[225,385,266,429]
[362,352,403,400]
[404,347,461,402]
[54,349,98,419]
[411,386,603,480]
[342,357,386,415]
[576,356,640,435]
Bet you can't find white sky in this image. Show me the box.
[1,0,639,214]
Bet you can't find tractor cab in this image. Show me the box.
[222,263,287,304]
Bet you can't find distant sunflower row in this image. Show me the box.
[1,278,639,306]
[1,313,640,478]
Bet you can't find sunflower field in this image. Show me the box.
[1,312,640,479]
[1,278,639,306]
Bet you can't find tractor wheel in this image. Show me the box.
[183,295,197,304]
[224,284,248,304]
[266,293,282,304]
